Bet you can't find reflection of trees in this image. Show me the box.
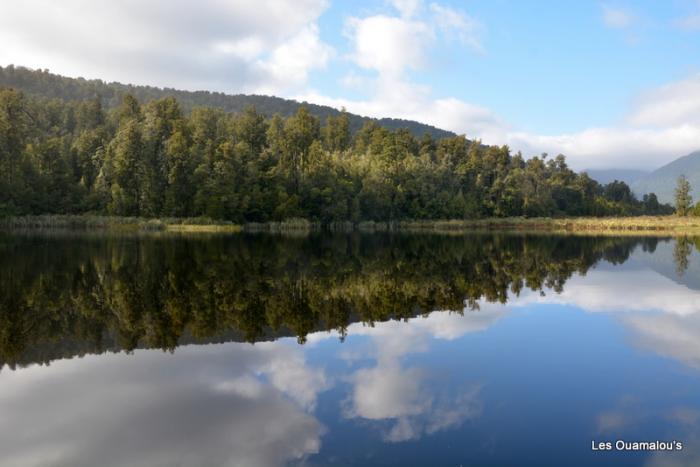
[0,233,671,368]
[674,237,693,277]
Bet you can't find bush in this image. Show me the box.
[691,202,700,217]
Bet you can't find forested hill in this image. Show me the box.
[0,64,454,139]
[0,80,671,221]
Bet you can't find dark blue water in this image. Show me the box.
[1,233,699,466]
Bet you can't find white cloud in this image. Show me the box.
[622,313,700,371]
[346,15,434,78]
[388,0,423,18]
[628,74,700,127]
[0,0,331,94]
[349,365,429,420]
[602,5,634,29]
[302,75,700,170]
[334,307,501,442]
[515,269,700,316]
[507,124,700,170]
[294,1,699,171]
[676,14,700,31]
[429,3,484,53]
[298,2,499,147]
[258,342,330,410]
[329,63,700,169]
[0,340,327,467]
[3,0,698,170]
[502,73,700,169]
[256,24,333,95]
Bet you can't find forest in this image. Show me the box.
[0,65,453,138]
[0,85,672,222]
[0,232,673,368]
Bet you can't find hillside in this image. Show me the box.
[0,64,454,139]
[632,151,700,204]
[584,168,648,186]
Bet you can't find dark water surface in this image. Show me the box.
[2,232,700,466]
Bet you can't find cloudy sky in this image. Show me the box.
[1,0,700,170]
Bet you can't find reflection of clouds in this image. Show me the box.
[513,269,700,316]
[338,307,501,442]
[345,362,482,443]
[596,395,644,434]
[257,346,328,410]
[500,266,700,373]
[622,313,700,370]
[595,401,700,467]
[666,407,700,426]
[646,447,700,467]
[644,411,700,467]
[350,366,428,420]
[0,341,327,467]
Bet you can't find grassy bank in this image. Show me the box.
[2,215,700,235]
[0,215,242,233]
[360,217,700,235]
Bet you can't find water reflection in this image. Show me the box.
[0,233,671,368]
[338,310,502,442]
[2,232,700,466]
[0,341,325,467]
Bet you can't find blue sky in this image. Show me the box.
[1,0,700,169]
[317,0,700,134]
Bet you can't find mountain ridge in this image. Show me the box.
[631,151,700,204]
[583,168,649,186]
[0,64,455,139]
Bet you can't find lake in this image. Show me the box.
[1,232,700,466]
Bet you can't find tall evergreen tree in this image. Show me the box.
[675,175,692,217]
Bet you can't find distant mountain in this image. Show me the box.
[631,151,700,204]
[584,169,649,186]
[0,64,455,139]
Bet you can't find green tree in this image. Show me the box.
[163,128,193,216]
[675,175,693,216]
[107,120,143,216]
[283,107,320,179]
[0,88,32,215]
[322,111,350,152]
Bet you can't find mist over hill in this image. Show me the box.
[583,169,649,186]
[631,151,700,204]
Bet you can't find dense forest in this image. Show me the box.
[0,81,671,222]
[0,65,453,138]
[0,232,674,368]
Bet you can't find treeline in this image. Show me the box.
[0,87,672,221]
[0,64,453,138]
[0,233,663,368]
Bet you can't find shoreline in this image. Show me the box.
[2,215,700,235]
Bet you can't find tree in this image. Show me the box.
[282,106,320,192]
[163,128,193,216]
[107,120,143,216]
[0,88,32,215]
[642,193,661,215]
[322,111,350,152]
[692,201,700,217]
[0,85,677,222]
[675,175,692,216]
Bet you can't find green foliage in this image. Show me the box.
[692,201,700,217]
[0,233,662,366]
[675,175,693,216]
[0,87,673,221]
[0,64,454,139]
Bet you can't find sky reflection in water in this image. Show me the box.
[1,234,700,466]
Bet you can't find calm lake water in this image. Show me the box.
[2,232,700,466]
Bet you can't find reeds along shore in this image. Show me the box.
[2,215,700,235]
[0,215,241,232]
